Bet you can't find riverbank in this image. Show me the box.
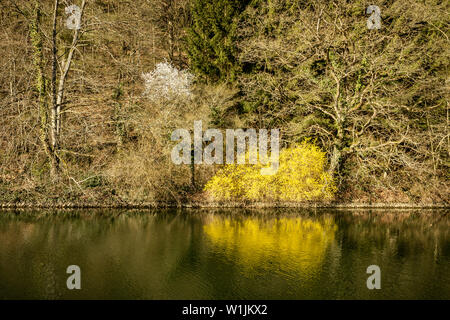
[1,180,447,209]
[0,201,448,209]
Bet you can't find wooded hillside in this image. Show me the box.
[0,0,448,205]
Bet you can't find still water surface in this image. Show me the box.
[0,208,448,299]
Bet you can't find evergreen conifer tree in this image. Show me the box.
[186,0,249,82]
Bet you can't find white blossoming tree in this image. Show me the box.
[142,61,194,101]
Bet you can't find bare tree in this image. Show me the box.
[52,0,87,176]
[238,0,449,198]
[149,0,190,67]
[29,0,87,178]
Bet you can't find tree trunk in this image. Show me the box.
[329,144,342,179]
[191,142,195,189]
[50,0,60,177]
[30,2,54,175]
[329,123,344,180]
[49,0,87,178]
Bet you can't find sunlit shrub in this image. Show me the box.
[204,141,336,201]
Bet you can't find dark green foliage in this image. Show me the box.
[186,0,250,82]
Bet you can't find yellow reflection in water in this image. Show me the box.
[203,216,338,277]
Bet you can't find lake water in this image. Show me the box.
[0,208,448,299]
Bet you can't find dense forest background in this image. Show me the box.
[0,0,448,205]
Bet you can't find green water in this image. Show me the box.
[0,208,448,299]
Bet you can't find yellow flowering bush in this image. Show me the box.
[204,141,335,201]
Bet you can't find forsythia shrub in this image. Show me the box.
[204,141,336,201]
